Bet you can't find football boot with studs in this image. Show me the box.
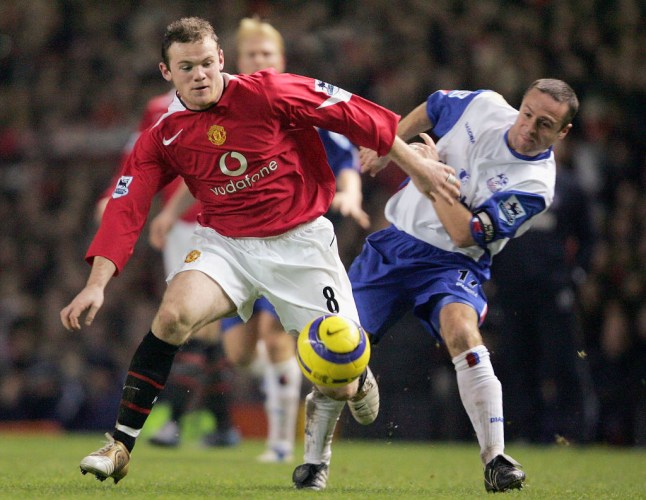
[80,433,130,484]
[292,463,329,490]
[484,454,525,492]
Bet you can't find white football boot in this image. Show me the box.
[347,366,379,425]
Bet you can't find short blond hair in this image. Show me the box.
[235,16,284,56]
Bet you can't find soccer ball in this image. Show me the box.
[296,314,370,387]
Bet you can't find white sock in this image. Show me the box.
[248,340,269,379]
[264,356,302,454]
[303,388,345,465]
[452,345,505,465]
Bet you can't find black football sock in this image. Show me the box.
[113,331,179,452]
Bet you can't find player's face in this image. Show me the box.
[237,36,285,75]
[508,88,572,156]
[160,37,224,110]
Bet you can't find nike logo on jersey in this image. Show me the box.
[162,129,183,145]
[315,80,352,109]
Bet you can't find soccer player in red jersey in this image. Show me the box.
[97,91,241,450]
[60,16,458,488]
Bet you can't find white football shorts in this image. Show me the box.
[166,216,359,334]
[162,219,199,275]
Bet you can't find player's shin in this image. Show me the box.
[113,331,180,452]
[452,345,505,465]
[264,357,302,460]
[303,387,345,465]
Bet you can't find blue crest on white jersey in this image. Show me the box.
[487,174,509,193]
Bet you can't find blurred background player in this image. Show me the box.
[95,92,240,449]
[149,16,371,463]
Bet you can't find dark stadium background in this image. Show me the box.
[0,1,644,447]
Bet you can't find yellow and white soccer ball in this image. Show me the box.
[296,314,370,387]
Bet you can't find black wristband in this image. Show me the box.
[470,210,495,245]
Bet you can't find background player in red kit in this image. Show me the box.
[60,17,458,489]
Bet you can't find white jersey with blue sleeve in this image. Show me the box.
[384,89,556,265]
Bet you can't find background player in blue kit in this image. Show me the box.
[356,79,579,492]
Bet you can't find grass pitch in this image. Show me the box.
[0,432,644,499]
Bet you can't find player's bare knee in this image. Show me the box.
[227,347,255,367]
[152,305,193,345]
[265,335,295,362]
[442,326,483,357]
[222,329,256,366]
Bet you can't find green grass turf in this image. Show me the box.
[0,432,644,499]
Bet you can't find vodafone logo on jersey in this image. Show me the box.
[219,152,248,176]
[210,152,280,196]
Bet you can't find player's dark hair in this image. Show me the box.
[526,79,579,128]
[162,17,219,67]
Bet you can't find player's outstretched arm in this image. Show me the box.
[60,256,116,331]
[94,197,109,225]
[408,132,439,161]
[360,104,458,203]
[386,135,460,204]
[360,102,433,176]
[396,102,432,142]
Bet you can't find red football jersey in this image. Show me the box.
[88,70,399,273]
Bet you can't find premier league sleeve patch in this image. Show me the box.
[112,176,133,199]
[497,194,526,226]
[314,80,352,109]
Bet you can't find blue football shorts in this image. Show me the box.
[348,225,490,343]
[220,296,278,332]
